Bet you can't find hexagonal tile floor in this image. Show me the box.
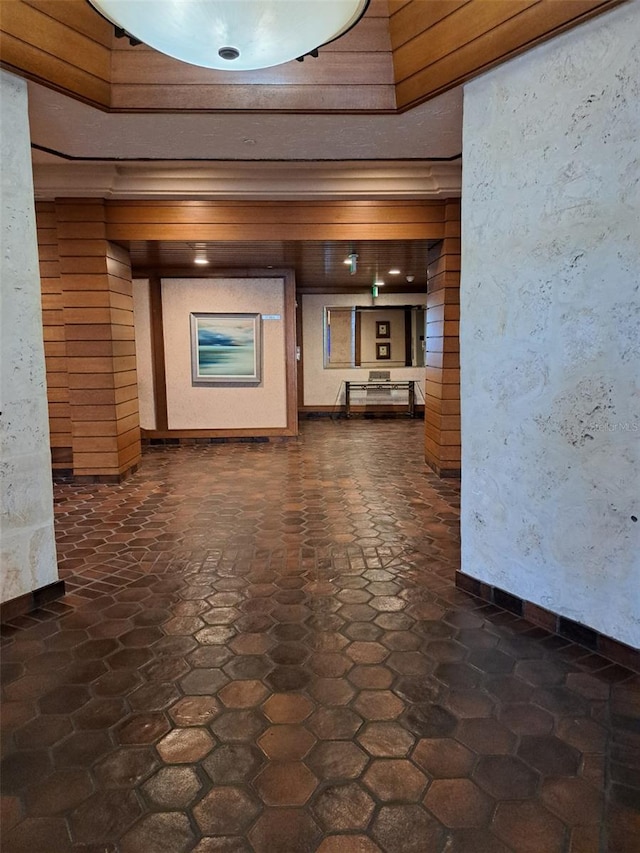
[1,421,639,852]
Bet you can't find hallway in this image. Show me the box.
[1,420,638,852]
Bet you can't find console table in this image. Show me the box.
[344,380,416,418]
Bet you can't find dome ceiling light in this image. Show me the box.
[87,0,370,71]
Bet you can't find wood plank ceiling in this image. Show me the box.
[0,0,624,113]
[125,239,434,294]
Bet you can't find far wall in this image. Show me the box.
[461,0,640,647]
[133,277,288,430]
[303,292,426,408]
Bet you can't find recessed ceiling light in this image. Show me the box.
[374,278,385,287]
[194,257,209,266]
[388,268,401,275]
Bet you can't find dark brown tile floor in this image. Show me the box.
[1,420,639,852]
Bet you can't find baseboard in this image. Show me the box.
[425,459,461,478]
[1,580,66,624]
[72,463,139,484]
[299,405,425,419]
[456,570,640,672]
[142,434,296,446]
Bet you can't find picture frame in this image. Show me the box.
[376,320,390,338]
[376,342,391,360]
[190,312,262,385]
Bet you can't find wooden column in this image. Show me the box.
[36,201,73,477]
[55,200,141,482]
[424,199,460,477]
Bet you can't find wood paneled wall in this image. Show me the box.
[424,200,460,477]
[0,0,394,112]
[36,201,73,475]
[0,0,111,107]
[104,201,446,243]
[34,198,449,479]
[109,0,395,112]
[1,0,623,114]
[390,0,624,110]
[52,200,141,481]
[1,0,622,113]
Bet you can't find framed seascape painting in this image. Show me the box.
[190,313,262,385]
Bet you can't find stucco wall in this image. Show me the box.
[460,1,640,646]
[161,278,287,430]
[0,71,58,602]
[303,293,426,407]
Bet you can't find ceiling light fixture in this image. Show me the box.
[194,257,210,266]
[87,0,370,71]
[372,258,385,290]
[345,252,358,275]
[388,269,401,275]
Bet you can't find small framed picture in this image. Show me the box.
[376,321,390,338]
[376,342,391,360]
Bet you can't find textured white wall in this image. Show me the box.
[0,71,58,602]
[302,293,426,407]
[162,278,287,429]
[461,2,640,646]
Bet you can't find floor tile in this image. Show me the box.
[1,421,638,852]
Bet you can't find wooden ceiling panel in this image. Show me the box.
[0,0,622,114]
[126,239,434,294]
[391,0,624,110]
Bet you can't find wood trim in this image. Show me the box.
[283,269,300,437]
[148,276,168,431]
[110,46,394,86]
[110,83,396,113]
[296,293,304,409]
[142,429,298,440]
[404,307,412,366]
[299,404,425,416]
[105,200,445,225]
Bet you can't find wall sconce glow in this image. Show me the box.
[88,0,370,71]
